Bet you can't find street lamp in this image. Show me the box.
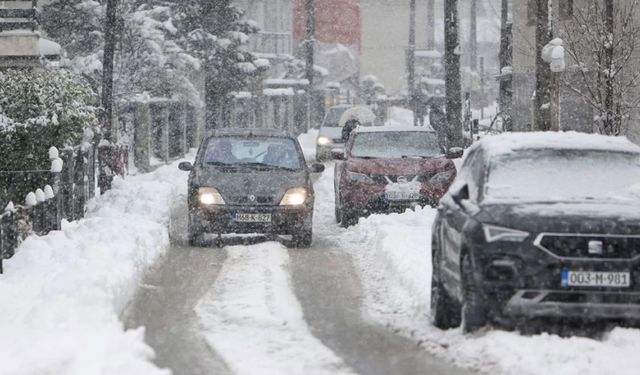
[542,38,566,131]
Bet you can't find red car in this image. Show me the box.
[333,127,461,227]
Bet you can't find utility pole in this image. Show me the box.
[445,0,462,148]
[469,0,478,71]
[534,0,552,131]
[99,0,118,193]
[498,0,513,131]
[305,0,315,129]
[426,0,435,50]
[409,0,417,126]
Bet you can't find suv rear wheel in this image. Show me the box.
[461,254,488,333]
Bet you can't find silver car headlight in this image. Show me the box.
[198,187,225,205]
[317,136,332,146]
[280,187,308,206]
[347,171,374,184]
[483,224,529,243]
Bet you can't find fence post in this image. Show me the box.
[134,102,151,173]
[74,149,86,220]
[60,149,75,220]
[179,102,187,157]
[161,103,170,163]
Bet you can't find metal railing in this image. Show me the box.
[0,144,96,273]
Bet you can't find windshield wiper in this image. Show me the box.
[355,156,377,159]
[207,161,235,167]
[238,162,297,171]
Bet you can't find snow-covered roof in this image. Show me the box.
[474,132,640,158]
[355,126,434,134]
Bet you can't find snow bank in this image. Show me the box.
[0,158,190,375]
[196,243,355,375]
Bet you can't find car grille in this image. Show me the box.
[369,174,419,184]
[226,195,276,205]
[536,234,640,260]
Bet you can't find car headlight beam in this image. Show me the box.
[280,187,308,206]
[317,136,332,146]
[198,187,225,205]
[483,224,529,243]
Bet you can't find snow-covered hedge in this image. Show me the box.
[0,69,98,202]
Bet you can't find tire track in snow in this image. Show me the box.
[195,242,356,375]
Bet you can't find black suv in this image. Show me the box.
[431,132,640,332]
[179,128,324,248]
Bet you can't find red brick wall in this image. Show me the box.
[293,0,362,51]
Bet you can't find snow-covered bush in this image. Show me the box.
[0,69,98,201]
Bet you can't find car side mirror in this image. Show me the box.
[178,161,193,171]
[446,147,464,159]
[450,183,470,204]
[331,148,346,160]
[310,163,325,173]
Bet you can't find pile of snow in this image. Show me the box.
[0,158,191,374]
[196,244,354,375]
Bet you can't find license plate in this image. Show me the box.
[233,213,272,223]
[561,271,631,288]
[385,191,420,201]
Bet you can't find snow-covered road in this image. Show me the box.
[4,126,640,375]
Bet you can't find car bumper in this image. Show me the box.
[191,205,311,235]
[342,185,444,214]
[503,289,640,320]
[473,239,640,321]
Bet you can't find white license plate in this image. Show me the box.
[233,213,272,223]
[561,271,631,288]
[385,191,420,201]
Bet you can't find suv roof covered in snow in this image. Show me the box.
[472,131,640,158]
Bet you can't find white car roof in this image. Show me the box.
[474,131,640,158]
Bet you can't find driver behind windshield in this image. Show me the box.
[204,137,301,170]
[205,139,237,165]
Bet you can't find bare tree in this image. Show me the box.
[562,0,640,135]
[444,0,463,148]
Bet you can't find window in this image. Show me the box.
[560,0,574,20]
